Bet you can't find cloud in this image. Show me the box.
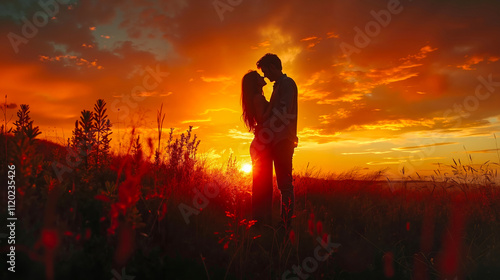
[201,108,239,115]
[393,142,459,151]
[366,155,446,166]
[226,128,253,140]
[342,150,391,155]
[1,0,500,167]
[467,148,500,154]
[366,161,403,166]
[297,127,341,144]
[39,54,104,69]
[181,118,211,124]
[201,76,233,83]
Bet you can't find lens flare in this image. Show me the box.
[241,164,252,173]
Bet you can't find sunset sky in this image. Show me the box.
[1,0,499,178]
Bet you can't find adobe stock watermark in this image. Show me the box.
[212,0,243,22]
[340,0,411,63]
[7,0,75,54]
[110,64,169,121]
[178,180,222,224]
[442,74,499,128]
[387,73,500,182]
[6,164,17,273]
[282,235,340,280]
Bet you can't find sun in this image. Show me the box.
[241,163,252,174]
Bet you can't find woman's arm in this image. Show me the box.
[253,94,270,124]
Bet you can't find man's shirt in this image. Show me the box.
[268,74,298,147]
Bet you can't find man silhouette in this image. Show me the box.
[256,53,298,229]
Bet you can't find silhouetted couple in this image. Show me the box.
[241,53,298,230]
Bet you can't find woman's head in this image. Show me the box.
[242,70,266,95]
[241,70,266,132]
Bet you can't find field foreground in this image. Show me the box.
[1,136,500,280]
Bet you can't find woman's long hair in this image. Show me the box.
[241,70,262,132]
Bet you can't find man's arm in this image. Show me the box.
[273,78,297,119]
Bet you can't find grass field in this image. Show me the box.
[1,128,500,280]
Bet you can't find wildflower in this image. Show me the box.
[238,219,247,226]
[94,194,110,202]
[41,229,59,250]
[316,221,323,236]
[322,233,328,245]
[246,219,257,230]
[289,229,296,245]
[225,211,236,219]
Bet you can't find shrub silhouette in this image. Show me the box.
[69,99,112,175]
[13,104,41,142]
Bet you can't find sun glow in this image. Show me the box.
[241,163,252,174]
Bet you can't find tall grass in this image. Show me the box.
[1,110,499,279]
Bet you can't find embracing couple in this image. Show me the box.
[241,53,298,230]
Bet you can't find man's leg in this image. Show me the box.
[272,140,295,228]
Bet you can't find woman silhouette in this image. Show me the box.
[241,70,274,227]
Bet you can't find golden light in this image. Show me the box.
[241,163,252,174]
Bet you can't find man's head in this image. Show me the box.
[257,53,283,82]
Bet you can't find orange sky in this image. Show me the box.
[1,0,500,179]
